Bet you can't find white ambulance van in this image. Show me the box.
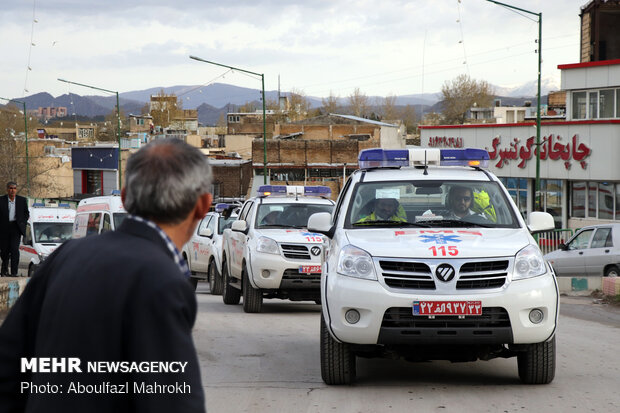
[308,148,558,385]
[72,193,128,239]
[19,203,76,276]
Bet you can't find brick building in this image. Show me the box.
[209,158,253,203]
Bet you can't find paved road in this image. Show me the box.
[195,283,620,413]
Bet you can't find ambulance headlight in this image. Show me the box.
[38,253,49,262]
[256,236,279,255]
[513,244,546,280]
[337,245,377,281]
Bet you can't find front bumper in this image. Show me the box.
[324,270,558,345]
[248,250,321,291]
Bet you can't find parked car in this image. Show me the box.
[544,223,620,277]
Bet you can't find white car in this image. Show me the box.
[308,147,558,385]
[19,203,76,276]
[221,185,335,313]
[182,203,238,292]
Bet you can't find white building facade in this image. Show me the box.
[420,58,620,230]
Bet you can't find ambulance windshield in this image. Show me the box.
[347,180,519,229]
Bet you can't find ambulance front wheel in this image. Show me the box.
[28,264,38,277]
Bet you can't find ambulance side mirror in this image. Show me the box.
[527,211,554,234]
[231,220,248,234]
[308,212,334,239]
[198,227,213,238]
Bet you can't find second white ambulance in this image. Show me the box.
[221,185,335,313]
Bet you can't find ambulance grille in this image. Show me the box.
[379,260,435,290]
[280,244,311,260]
[457,260,509,289]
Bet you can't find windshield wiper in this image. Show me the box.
[420,218,492,228]
[353,220,431,227]
[260,224,305,229]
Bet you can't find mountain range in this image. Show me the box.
[9,77,560,126]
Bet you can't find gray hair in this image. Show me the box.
[123,138,212,224]
[6,181,17,188]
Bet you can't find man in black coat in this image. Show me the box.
[0,181,29,276]
[0,139,212,412]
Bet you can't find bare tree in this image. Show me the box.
[399,104,418,133]
[383,95,398,120]
[149,90,182,128]
[321,91,340,114]
[287,88,312,121]
[348,88,369,117]
[441,74,494,124]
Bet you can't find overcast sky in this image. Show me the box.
[1,0,588,101]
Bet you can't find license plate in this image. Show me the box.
[413,300,482,316]
[299,265,321,274]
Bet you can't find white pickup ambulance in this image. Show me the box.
[220,185,335,313]
[182,203,239,292]
[308,148,558,385]
[19,203,76,276]
[72,193,127,238]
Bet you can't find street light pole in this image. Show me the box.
[58,78,122,189]
[0,97,29,196]
[189,55,268,184]
[486,0,543,210]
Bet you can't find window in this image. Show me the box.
[588,91,599,119]
[617,89,620,118]
[598,182,614,219]
[501,177,527,219]
[228,115,240,123]
[567,229,593,250]
[588,182,597,217]
[616,184,620,220]
[83,170,103,195]
[572,92,586,119]
[570,182,619,220]
[571,182,586,218]
[600,89,615,118]
[591,228,612,248]
[541,179,562,228]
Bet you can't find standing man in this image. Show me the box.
[0,181,29,276]
[0,139,211,412]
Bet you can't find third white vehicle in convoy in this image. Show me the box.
[72,193,127,238]
[308,148,558,385]
[182,203,238,292]
[19,203,76,277]
[221,185,335,313]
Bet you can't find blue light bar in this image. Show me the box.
[303,186,332,197]
[257,185,331,198]
[215,203,230,213]
[358,148,409,169]
[59,203,71,208]
[32,202,46,207]
[110,189,121,196]
[440,148,489,168]
[257,185,288,197]
[358,148,489,169]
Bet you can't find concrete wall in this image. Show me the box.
[0,278,29,313]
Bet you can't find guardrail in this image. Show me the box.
[535,229,574,255]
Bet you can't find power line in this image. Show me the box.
[23,0,38,97]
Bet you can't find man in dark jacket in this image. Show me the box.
[0,181,29,276]
[0,139,211,412]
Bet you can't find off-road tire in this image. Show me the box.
[221,261,241,305]
[517,336,556,384]
[209,262,223,295]
[320,313,356,385]
[242,267,263,313]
